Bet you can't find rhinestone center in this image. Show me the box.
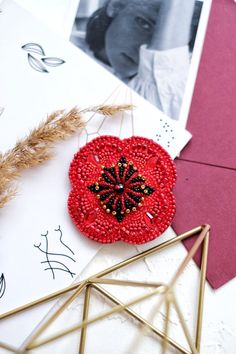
[114,183,124,194]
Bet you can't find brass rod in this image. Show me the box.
[172,296,198,354]
[138,225,210,327]
[0,226,204,321]
[169,225,210,289]
[79,285,91,354]
[0,225,209,354]
[27,286,167,350]
[24,281,86,351]
[0,283,83,320]
[0,342,20,354]
[92,285,190,354]
[89,278,163,288]
[195,232,209,351]
[93,226,205,281]
[162,295,171,354]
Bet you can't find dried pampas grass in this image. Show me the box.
[0,188,16,209]
[0,104,133,208]
[83,104,134,116]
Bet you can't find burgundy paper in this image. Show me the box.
[173,0,236,289]
[174,161,236,289]
[180,0,236,169]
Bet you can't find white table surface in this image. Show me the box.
[7,1,236,353]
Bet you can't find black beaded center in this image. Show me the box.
[88,156,155,222]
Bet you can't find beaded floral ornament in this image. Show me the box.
[68,136,176,244]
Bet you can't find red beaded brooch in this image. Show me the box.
[68,136,176,244]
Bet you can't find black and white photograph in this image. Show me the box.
[70,0,210,123]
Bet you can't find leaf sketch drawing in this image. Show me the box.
[34,225,76,280]
[0,107,5,118]
[22,43,45,56]
[27,53,49,73]
[42,57,65,67]
[21,43,65,74]
[0,273,6,299]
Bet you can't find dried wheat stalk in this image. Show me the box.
[82,104,134,116]
[0,104,133,208]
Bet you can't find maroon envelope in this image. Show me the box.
[173,0,236,289]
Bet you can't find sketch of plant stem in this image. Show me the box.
[55,225,75,255]
[0,273,6,299]
[34,226,76,280]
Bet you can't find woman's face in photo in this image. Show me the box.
[105,0,160,79]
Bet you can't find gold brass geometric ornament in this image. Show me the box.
[0,224,210,354]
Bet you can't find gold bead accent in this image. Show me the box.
[141,197,145,201]
[95,182,99,186]
[106,209,111,213]
[103,205,107,209]
[138,203,142,207]
[112,211,117,215]
[132,207,137,211]
[133,167,137,171]
[95,186,99,191]
[144,189,148,194]
[101,165,105,169]
[126,209,130,213]
[97,195,100,199]
[121,211,124,215]
[141,185,146,189]
[123,163,127,167]
[138,174,142,178]
[118,162,122,167]
[129,161,133,165]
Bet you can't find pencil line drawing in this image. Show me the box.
[22,43,45,56]
[55,225,75,256]
[0,273,6,299]
[34,226,76,280]
[27,53,49,73]
[42,57,65,67]
[21,42,65,74]
[0,107,5,118]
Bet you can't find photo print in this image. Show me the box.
[70,0,212,125]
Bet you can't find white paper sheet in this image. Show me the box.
[0,0,191,348]
[14,0,79,38]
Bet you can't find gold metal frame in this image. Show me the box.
[0,224,210,354]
